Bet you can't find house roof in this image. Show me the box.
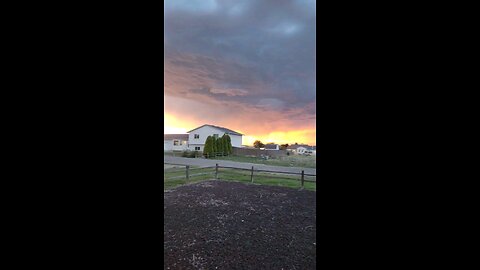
[265,144,279,150]
[164,134,189,141]
[187,124,243,136]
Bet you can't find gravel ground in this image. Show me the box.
[164,180,316,270]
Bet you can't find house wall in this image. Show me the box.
[189,145,204,152]
[164,139,188,151]
[297,147,307,154]
[265,145,279,150]
[164,141,172,151]
[188,126,243,150]
[188,125,220,149]
[229,135,242,148]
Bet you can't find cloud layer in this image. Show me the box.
[164,0,316,145]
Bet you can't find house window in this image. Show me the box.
[194,134,199,139]
[213,134,219,139]
[173,140,179,146]
[195,147,200,151]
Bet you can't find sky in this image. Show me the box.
[164,0,316,146]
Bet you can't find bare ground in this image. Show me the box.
[164,180,316,270]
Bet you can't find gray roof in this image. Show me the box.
[164,134,189,141]
[265,144,279,149]
[187,124,243,136]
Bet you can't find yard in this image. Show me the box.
[208,154,316,168]
[164,180,316,269]
[164,165,316,191]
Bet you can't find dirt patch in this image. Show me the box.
[164,180,316,270]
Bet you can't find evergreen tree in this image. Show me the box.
[224,137,229,154]
[225,134,232,154]
[215,137,222,155]
[220,134,227,156]
[204,136,213,158]
[203,136,209,157]
[212,136,217,154]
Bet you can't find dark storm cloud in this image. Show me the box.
[165,0,316,118]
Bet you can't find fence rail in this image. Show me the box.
[164,163,316,189]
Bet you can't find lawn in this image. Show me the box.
[211,154,316,168]
[163,165,214,190]
[164,165,316,191]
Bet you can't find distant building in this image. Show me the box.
[264,143,280,150]
[286,144,309,154]
[287,144,315,155]
[298,146,316,155]
[164,134,189,151]
[296,146,308,155]
[187,124,243,152]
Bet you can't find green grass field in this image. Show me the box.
[211,154,316,168]
[164,151,316,168]
[164,166,316,191]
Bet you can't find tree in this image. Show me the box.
[253,140,265,148]
[280,143,289,150]
[203,136,209,157]
[213,137,221,155]
[216,136,224,155]
[212,136,217,154]
[224,134,232,154]
[203,136,214,158]
[220,135,227,155]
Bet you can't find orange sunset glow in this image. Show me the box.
[164,1,316,147]
[165,113,316,146]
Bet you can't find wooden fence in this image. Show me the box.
[164,163,316,189]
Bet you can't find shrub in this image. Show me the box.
[182,151,189,157]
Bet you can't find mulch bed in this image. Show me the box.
[164,180,316,270]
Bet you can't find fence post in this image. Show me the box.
[250,166,254,183]
[186,165,189,182]
[301,170,305,189]
[215,163,218,179]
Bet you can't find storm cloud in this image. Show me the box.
[164,0,316,144]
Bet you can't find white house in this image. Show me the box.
[286,144,309,154]
[187,124,243,152]
[164,134,189,151]
[296,146,307,155]
[296,146,316,155]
